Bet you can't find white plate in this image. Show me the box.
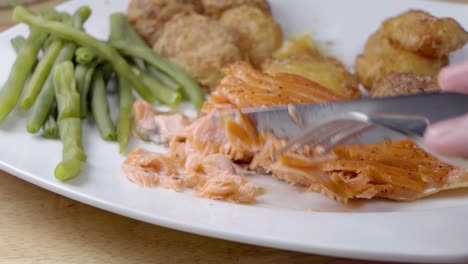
[1,0,468,262]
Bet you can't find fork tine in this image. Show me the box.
[276,119,372,158]
[321,122,373,153]
[313,120,366,146]
[278,121,343,154]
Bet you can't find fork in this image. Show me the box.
[277,112,468,169]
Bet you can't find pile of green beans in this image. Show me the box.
[0,5,206,181]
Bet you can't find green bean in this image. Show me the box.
[53,61,86,181]
[132,66,181,107]
[74,63,88,118]
[42,13,71,52]
[26,6,90,133]
[21,9,77,110]
[0,28,48,124]
[145,63,181,92]
[11,35,40,72]
[112,42,203,108]
[101,63,114,82]
[54,62,80,120]
[79,60,99,119]
[75,63,87,93]
[43,13,71,51]
[108,13,204,109]
[42,35,53,51]
[53,62,78,112]
[91,69,116,141]
[117,76,133,153]
[13,6,156,103]
[27,42,76,133]
[43,105,58,139]
[75,46,95,64]
[55,118,86,180]
[11,35,39,71]
[10,35,26,53]
[59,12,72,23]
[21,37,65,109]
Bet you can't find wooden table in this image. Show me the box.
[0,1,466,263]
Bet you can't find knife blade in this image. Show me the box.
[216,92,468,139]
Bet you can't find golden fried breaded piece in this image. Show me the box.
[220,5,282,67]
[201,0,270,17]
[127,0,203,45]
[273,34,321,60]
[382,10,468,58]
[370,72,439,97]
[262,56,360,98]
[354,29,448,90]
[154,13,243,90]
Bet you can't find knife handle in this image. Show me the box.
[370,92,468,123]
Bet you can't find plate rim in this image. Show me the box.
[2,0,468,263]
[3,159,468,264]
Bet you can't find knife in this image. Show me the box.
[216,92,468,139]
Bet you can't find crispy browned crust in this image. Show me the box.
[382,9,468,59]
[220,5,282,67]
[262,56,361,99]
[154,12,244,91]
[370,72,439,97]
[355,9,466,93]
[127,0,203,45]
[201,0,270,17]
[354,29,448,90]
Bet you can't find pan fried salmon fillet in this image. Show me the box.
[223,114,468,203]
[124,63,344,203]
[202,62,346,113]
[275,140,468,203]
[123,63,468,204]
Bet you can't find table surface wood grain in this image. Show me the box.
[0,0,466,263]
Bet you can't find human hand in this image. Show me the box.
[424,60,468,158]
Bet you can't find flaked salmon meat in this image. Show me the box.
[133,100,190,144]
[122,63,468,204]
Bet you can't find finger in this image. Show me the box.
[424,113,468,158]
[438,60,468,93]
